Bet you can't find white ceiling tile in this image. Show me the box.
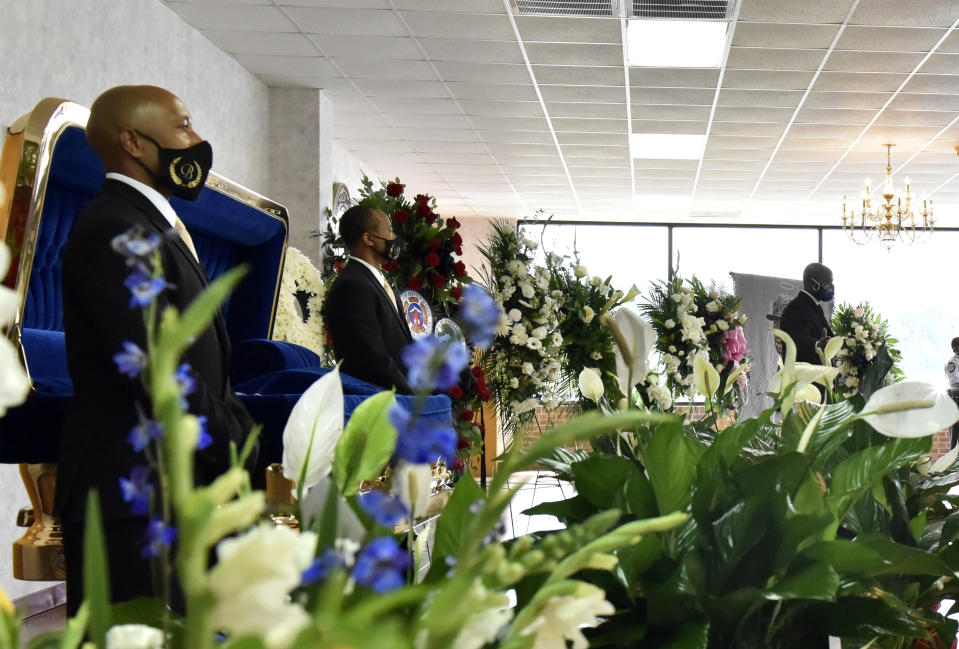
[733,22,839,49]
[738,0,853,23]
[337,125,399,140]
[430,152,501,163]
[524,42,623,67]
[549,102,628,118]
[333,58,437,80]
[447,82,539,101]
[309,34,423,59]
[418,38,523,63]
[458,100,543,116]
[786,123,866,138]
[826,50,925,74]
[165,2,298,31]
[700,159,767,170]
[478,130,555,144]
[535,66,624,86]
[334,111,390,128]
[286,7,407,35]
[919,52,959,75]
[551,117,626,133]
[633,159,699,169]
[708,134,779,148]
[631,104,711,120]
[813,72,908,92]
[400,10,514,39]
[412,141,489,153]
[257,73,329,88]
[569,166,630,177]
[392,0,506,12]
[632,120,707,135]
[401,128,481,142]
[539,85,626,102]
[702,148,771,160]
[903,74,959,94]
[726,47,826,71]
[630,68,722,88]
[722,69,816,90]
[369,97,461,113]
[887,93,959,111]
[780,137,853,150]
[202,30,317,55]
[849,0,959,28]
[716,89,803,107]
[555,132,625,146]
[329,95,379,112]
[632,87,716,105]
[484,143,559,156]
[794,107,875,124]
[514,15,620,43]
[710,121,785,136]
[341,138,411,151]
[804,90,894,109]
[432,62,529,83]
[352,79,450,97]
[836,26,947,52]
[470,116,550,130]
[713,106,795,122]
[561,144,629,156]
[389,113,475,128]
[234,53,338,76]
[634,169,696,179]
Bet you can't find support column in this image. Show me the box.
[267,88,333,264]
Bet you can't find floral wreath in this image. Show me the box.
[273,246,325,357]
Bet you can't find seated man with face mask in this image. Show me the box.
[779,262,835,365]
[323,204,414,394]
[58,85,255,613]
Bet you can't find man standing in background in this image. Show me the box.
[945,337,959,448]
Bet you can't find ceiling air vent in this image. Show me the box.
[514,0,615,17]
[632,0,737,20]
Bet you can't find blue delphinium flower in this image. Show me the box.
[126,404,164,453]
[301,548,345,587]
[124,266,167,309]
[111,227,161,262]
[460,283,500,348]
[389,403,457,465]
[142,517,177,559]
[358,490,409,528]
[114,341,147,378]
[351,537,410,593]
[119,465,153,516]
[402,335,468,392]
[196,415,212,451]
[175,363,196,407]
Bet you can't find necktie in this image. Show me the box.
[382,279,398,312]
[174,217,199,262]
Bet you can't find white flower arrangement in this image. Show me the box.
[832,302,903,398]
[273,247,325,357]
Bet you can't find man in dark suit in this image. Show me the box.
[779,263,835,365]
[324,205,413,394]
[58,85,254,613]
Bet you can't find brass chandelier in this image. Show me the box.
[841,143,934,250]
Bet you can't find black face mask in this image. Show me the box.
[135,130,212,201]
[809,278,835,302]
[371,234,404,262]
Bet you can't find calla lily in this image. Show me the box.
[794,382,823,404]
[282,366,344,494]
[621,284,641,304]
[929,444,959,474]
[394,461,431,520]
[693,353,720,399]
[723,363,747,396]
[606,306,655,396]
[860,381,959,438]
[816,336,844,365]
[578,367,604,404]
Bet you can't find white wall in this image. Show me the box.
[0,0,271,601]
[0,0,270,191]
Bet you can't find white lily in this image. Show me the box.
[282,366,344,494]
[520,582,615,649]
[817,336,844,365]
[860,381,959,438]
[928,444,959,474]
[578,367,604,404]
[0,243,29,417]
[692,352,720,400]
[394,461,431,520]
[452,581,515,649]
[723,362,746,396]
[605,306,654,396]
[105,625,164,649]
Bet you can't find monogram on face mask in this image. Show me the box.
[134,130,213,201]
[371,234,404,262]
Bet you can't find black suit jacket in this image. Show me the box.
[779,291,833,365]
[323,259,414,394]
[57,179,254,523]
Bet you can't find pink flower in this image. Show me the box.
[722,326,747,367]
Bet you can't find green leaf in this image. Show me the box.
[160,264,247,356]
[522,494,596,524]
[425,475,484,582]
[572,454,656,518]
[855,534,952,576]
[659,620,709,649]
[766,561,838,601]
[802,539,891,576]
[333,391,398,496]
[862,344,895,399]
[83,491,111,649]
[645,420,705,516]
[825,437,929,520]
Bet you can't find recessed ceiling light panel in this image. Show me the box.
[630,133,706,159]
[627,20,729,67]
